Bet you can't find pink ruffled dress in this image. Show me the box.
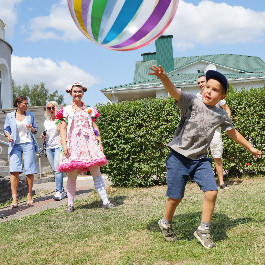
[56,106,107,173]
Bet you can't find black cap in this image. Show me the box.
[206,70,228,93]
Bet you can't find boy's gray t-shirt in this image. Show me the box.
[168,92,234,160]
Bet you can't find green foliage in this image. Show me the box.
[29,82,49,106]
[48,90,64,105]
[12,80,64,106]
[97,87,265,187]
[97,97,180,187]
[222,86,265,176]
[12,80,30,103]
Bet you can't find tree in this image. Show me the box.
[29,83,49,106]
[12,80,64,106]
[12,80,30,103]
[48,90,64,105]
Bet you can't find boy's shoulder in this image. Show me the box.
[180,91,196,100]
[175,92,196,104]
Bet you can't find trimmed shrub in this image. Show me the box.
[222,87,265,176]
[97,97,179,187]
[97,87,265,187]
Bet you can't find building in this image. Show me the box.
[0,19,13,109]
[101,35,265,103]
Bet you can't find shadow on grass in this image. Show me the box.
[77,195,128,210]
[216,179,243,188]
[0,189,93,220]
[146,211,254,242]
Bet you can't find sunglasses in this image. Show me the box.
[47,107,55,110]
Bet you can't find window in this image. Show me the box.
[197,69,204,73]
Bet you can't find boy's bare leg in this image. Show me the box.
[201,190,218,223]
[158,197,182,242]
[165,197,182,222]
[193,190,218,249]
[214,158,224,185]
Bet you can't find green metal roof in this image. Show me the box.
[132,54,265,84]
[102,54,265,91]
[172,54,265,73]
[102,72,265,91]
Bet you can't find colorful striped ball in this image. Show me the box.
[68,0,179,51]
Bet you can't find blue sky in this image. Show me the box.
[1,0,265,106]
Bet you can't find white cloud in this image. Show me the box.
[0,0,23,38]
[11,55,99,94]
[27,0,82,41]
[166,0,265,50]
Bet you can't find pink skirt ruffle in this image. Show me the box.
[57,158,108,173]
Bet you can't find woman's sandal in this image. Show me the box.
[26,199,34,205]
[26,193,34,206]
[11,194,18,208]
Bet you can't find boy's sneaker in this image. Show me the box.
[103,202,115,209]
[194,228,216,249]
[158,218,177,242]
[54,191,67,201]
[65,205,74,213]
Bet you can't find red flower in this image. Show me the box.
[55,107,64,119]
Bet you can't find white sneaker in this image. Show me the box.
[103,202,115,209]
[158,218,178,242]
[54,191,67,201]
[60,191,67,199]
[54,192,61,201]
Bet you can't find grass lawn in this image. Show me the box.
[0,178,264,265]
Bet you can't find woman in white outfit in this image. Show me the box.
[42,101,67,200]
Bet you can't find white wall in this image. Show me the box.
[233,80,265,90]
[0,58,12,109]
[156,89,168,98]
[173,62,239,75]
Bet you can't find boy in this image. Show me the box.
[197,75,231,189]
[149,65,261,249]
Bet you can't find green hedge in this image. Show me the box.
[97,87,265,187]
[222,87,265,175]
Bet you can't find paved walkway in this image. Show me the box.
[0,175,111,223]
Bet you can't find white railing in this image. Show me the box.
[0,128,8,155]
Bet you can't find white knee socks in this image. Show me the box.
[93,176,109,205]
[67,177,76,206]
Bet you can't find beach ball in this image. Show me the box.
[67,0,179,51]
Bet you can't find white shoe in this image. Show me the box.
[54,191,67,201]
[60,191,67,199]
[103,202,115,209]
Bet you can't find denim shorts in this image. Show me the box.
[166,150,218,199]
[9,143,37,175]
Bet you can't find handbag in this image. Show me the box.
[38,143,47,157]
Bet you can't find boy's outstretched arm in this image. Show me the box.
[226,129,262,157]
[149,65,181,101]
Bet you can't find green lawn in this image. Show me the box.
[0,178,264,265]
